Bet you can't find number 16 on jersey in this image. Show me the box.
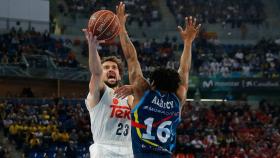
[142,117,172,143]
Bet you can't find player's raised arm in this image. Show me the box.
[116,2,149,99]
[83,29,105,108]
[177,16,201,102]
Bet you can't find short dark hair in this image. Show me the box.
[101,56,124,76]
[150,68,181,93]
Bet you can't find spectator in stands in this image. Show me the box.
[29,134,41,149]
[51,128,60,144]
[8,122,18,143]
[60,130,70,147]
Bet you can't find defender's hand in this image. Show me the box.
[116,2,128,29]
[178,16,201,43]
[114,85,134,99]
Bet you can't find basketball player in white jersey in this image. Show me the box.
[82,29,134,158]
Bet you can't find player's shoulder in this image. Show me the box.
[86,85,112,111]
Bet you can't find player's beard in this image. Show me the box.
[104,80,120,88]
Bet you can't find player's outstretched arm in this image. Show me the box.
[83,29,105,108]
[117,2,149,101]
[177,16,201,103]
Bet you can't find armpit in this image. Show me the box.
[85,92,94,112]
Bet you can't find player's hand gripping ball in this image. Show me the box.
[88,10,120,41]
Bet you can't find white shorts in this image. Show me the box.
[89,143,134,158]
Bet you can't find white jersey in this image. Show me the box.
[85,86,133,158]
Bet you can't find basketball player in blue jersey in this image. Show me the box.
[117,2,201,158]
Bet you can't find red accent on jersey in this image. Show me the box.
[131,115,174,129]
[153,115,174,127]
[131,121,147,129]
[112,98,119,104]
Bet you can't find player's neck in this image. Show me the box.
[104,82,119,89]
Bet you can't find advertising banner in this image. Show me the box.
[200,78,280,91]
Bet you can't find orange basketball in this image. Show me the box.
[88,10,120,41]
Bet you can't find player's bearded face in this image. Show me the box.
[102,62,121,88]
[104,72,120,88]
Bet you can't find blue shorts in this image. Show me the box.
[134,153,171,158]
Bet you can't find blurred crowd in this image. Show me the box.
[80,34,280,78]
[0,99,91,158]
[55,0,265,28]
[58,0,160,27]
[1,98,280,158]
[192,37,280,78]
[1,27,280,78]
[80,35,179,75]
[167,0,265,28]
[174,100,280,158]
[0,28,79,68]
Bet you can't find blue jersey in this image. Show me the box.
[131,90,181,155]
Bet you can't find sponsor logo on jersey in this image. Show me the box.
[110,98,131,119]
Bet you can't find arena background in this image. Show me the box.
[0,0,280,157]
